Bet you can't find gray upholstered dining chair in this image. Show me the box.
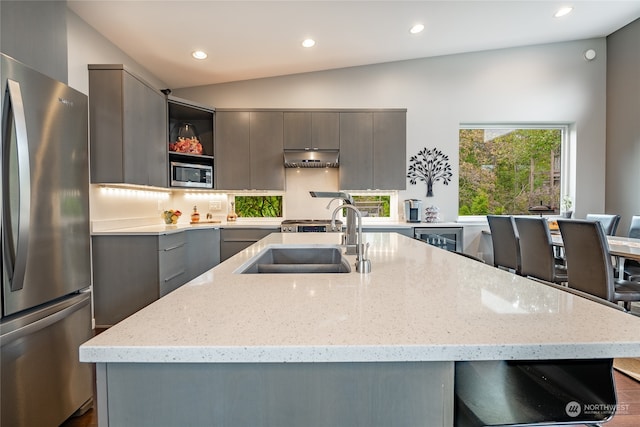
[628,215,640,239]
[514,217,567,284]
[623,215,640,281]
[585,213,621,236]
[486,215,521,274]
[557,219,640,310]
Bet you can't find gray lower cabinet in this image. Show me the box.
[186,228,221,280]
[215,111,284,190]
[96,361,454,427]
[89,64,167,187]
[363,227,414,237]
[339,110,406,190]
[92,229,220,327]
[158,233,188,298]
[220,228,279,262]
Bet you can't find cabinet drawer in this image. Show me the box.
[159,232,186,251]
[159,268,186,297]
[220,228,278,261]
[159,244,186,297]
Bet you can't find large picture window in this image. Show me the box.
[459,126,566,216]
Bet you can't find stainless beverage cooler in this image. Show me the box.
[414,227,463,252]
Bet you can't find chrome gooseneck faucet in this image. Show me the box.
[309,191,358,253]
[331,204,371,274]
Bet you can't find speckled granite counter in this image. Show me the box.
[90,219,282,235]
[80,232,640,364]
[80,232,640,427]
[90,219,460,235]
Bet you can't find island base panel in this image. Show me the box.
[98,361,454,427]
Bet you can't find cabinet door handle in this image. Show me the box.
[163,243,185,251]
[164,270,186,282]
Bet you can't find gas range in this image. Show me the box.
[280,219,343,233]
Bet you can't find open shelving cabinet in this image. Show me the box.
[167,96,215,186]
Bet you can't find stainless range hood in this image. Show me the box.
[283,149,339,168]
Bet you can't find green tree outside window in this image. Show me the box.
[459,128,563,215]
[234,196,283,218]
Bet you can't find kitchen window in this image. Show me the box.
[346,192,399,221]
[459,125,569,216]
[233,195,283,218]
[352,195,391,218]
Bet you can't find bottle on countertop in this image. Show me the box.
[191,205,200,223]
[227,201,238,222]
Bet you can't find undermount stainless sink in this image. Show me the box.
[237,246,352,274]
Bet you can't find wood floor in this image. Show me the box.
[60,364,640,427]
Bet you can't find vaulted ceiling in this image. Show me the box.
[68,1,640,88]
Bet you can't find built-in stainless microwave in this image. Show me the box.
[170,161,213,188]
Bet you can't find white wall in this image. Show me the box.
[66,9,167,95]
[175,39,608,222]
[606,19,640,235]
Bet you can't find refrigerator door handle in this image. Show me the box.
[2,79,31,291]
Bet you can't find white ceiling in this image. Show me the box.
[68,1,640,89]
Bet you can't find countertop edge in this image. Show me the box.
[79,342,639,364]
[91,220,465,235]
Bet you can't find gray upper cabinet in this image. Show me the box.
[215,111,251,189]
[89,65,167,187]
[284,111,339,150]
[216,108,403,191]
[373,111,406,190]
[250,111,284,190]
[339,112,374,190]
[216,110,284,190]
[339,110,406,190]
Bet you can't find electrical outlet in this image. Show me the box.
[209,200,222,211]
[157,200,163,212]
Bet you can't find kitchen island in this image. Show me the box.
[81,232,640,426]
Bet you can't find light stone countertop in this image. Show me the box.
[90,219,460,235]
[80,232,640,364]
[90,219,282,235]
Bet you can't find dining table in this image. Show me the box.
[550,231,640,277]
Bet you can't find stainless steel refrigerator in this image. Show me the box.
[1,53,93,426]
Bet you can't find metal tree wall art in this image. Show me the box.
[407,147,453,197]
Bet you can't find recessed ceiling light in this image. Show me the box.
[302,39,316,48]
[192,50,208,60]
[554,7,573,18]
[410,24,425,34]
